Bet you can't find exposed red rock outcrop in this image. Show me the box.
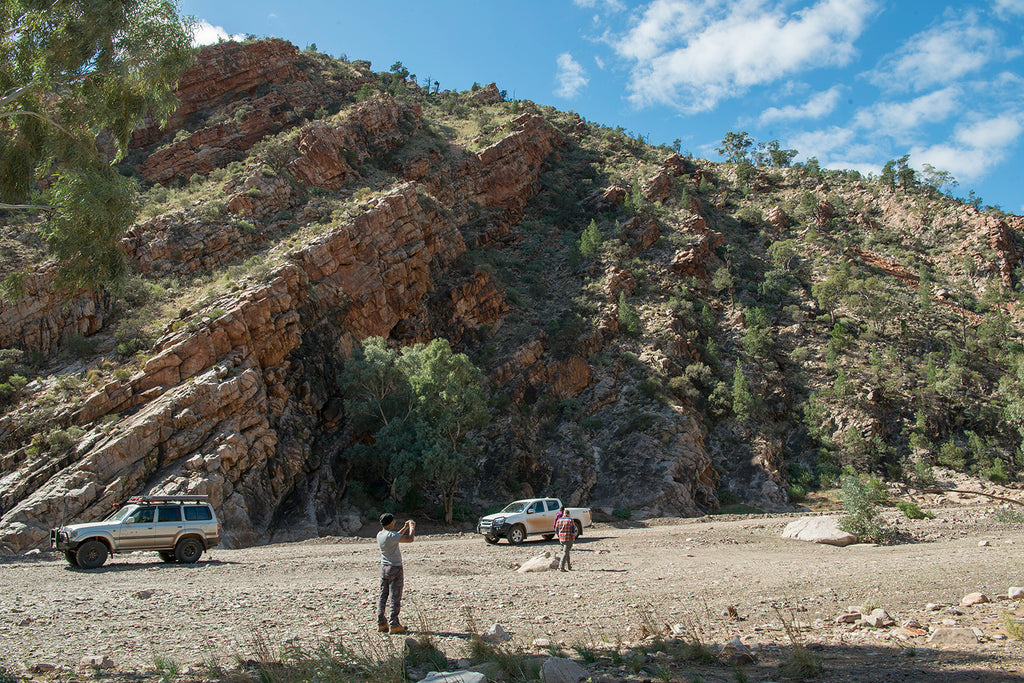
[134,40,370,184]
[468,82,503,105]
[990,218,1024,288]
[643,170,674,203]
[669,214,725,282]
[466,114,561,214]
[583,185,628,212]
[0,270,111,355]
[430,269,509,344]
[134,40,328,148]
[765,206,788,231]
[288,95,420,190]
[620,214,660,252]
[663,153,690,176]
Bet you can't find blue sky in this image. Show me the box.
[181,0,1024,213]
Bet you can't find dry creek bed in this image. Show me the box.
[3,504,1024,682]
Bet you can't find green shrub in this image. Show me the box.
[986,458,1010,484]
[618,292,641,335]
[579,219,603,258]
[839,473,894,543]
[895,500,933,520]
[612,508,631,520]
[937,440,967,471]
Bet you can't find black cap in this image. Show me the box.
[379,512,394,527]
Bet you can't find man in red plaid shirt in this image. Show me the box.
[554,506,577,571]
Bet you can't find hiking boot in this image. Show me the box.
[378,625,389,632]
[389,625,407,634]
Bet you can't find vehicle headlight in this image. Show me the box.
[67,529,78,541]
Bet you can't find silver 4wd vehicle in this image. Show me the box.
[477,497,592,545]
[51,495,221,569]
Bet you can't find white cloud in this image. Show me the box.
[994,0,1024,16]
[555,53,589,98]
[852,88,960,138]
[787,125,857,159]
[616,0,878,112]
[759,86,843,124]
[595,55,606,70]
[574,0,626,10]
[190,19,244,46]
[870,14,1006,91]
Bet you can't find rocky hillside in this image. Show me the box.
[0,39,1021,551]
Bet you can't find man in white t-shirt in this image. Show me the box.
[376,512,415,633]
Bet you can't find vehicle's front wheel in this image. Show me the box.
[174,538,203,564]
[484,535,499,545]
[63,551,77,566]
[574,520,583,538]
[507,525,526,545]
[75,541,108,569]
[158,550,177,563]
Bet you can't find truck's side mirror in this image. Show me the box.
[124,518,134,525]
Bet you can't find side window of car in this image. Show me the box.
[184,506,213,521]
[528,502,539,513]
[157,505,182,523]
[545,500,559,512]
[130,508,154,523]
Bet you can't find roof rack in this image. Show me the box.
[126,495,209,504]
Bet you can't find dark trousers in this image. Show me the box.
[377,565,404,627]
[560,539,573,570]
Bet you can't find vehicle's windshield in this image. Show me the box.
[500,501,528,513]
[105,505,138,522]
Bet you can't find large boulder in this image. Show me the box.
[781,516,858,547]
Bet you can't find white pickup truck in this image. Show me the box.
[476,497,592,545]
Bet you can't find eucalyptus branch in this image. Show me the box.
[906,485,1023,507]
[0,84,34,109]
[0,108,78,141]
[0,202,54,211]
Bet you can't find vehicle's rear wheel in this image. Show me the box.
[63,551,77,566]
[574,520,583,538]
[158,550,177,563]
[484,535,499,544]
[542,533,555,541]
[507,524,526,545]
[75,540,108,569]
[174,538,203,563]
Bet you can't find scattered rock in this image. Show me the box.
[718,636,756,665]
[927,628,983,646]
[836,612,860,624]
[28,663,56,674]
[540,656,588,683]
[483,622,511,643]
[960,592,989,607]
[1009,587,1024,600]
[79,655,114,669]
[532,638,552,648]
[862,608,894,628]
[132,589,156,599]
[979,540,990,547]
[781,517,858,547]
[518,552,559,573]
[419,672,486,683]
[468,661,507,681]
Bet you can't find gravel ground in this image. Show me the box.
[4,501,1024,682]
